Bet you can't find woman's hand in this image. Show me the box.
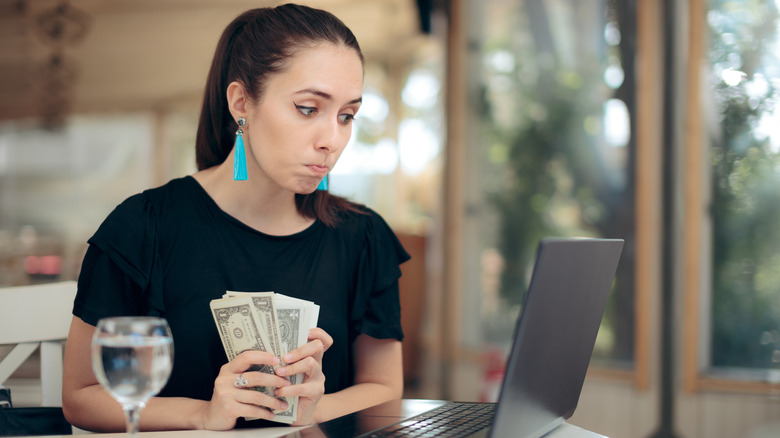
[199,350,291,430]
[274,328,333,426]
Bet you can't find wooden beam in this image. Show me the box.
[635,0,664,391]
[683,0,705,394]
[441,0,467,400]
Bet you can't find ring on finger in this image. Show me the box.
[234,374,248,388]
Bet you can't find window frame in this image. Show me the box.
[682,0,780,395]
[437,0,661,394]
[627,0,664,392]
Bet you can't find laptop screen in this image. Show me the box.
[490,238,623,438]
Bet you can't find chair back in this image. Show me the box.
[0,281,77,407]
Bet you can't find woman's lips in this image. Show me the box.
[307,165,329,177]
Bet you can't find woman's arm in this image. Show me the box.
[62,316,205,431]
[312,334,403,423]
[62,316,289,431]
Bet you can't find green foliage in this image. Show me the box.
[488,96,579,305]
[477,1,636,363]
[708,0,780,369]
[710,81,780,368]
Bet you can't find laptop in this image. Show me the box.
[335,237,624,438]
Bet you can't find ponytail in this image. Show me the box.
[195,16,249,170]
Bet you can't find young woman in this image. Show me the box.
[62,4,408,431]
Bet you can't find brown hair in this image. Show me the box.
[195,3,366,227]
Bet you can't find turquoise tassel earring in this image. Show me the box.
[317,174,328,190]
[233,117,248,181]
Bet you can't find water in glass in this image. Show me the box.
[92,317,173,437]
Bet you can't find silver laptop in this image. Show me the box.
[357,237,624,438]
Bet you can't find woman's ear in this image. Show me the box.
[226,81,248,120]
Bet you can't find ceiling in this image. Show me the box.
[0,0,424,126]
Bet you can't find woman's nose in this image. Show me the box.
[315,119,343,153]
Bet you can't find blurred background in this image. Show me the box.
[1,0,780,437]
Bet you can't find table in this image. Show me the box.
[20,399,608,437]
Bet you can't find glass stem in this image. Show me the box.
[123,403,145,438]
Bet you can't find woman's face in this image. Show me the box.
[243,43,363,194]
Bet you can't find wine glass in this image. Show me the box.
[91,317,174,437]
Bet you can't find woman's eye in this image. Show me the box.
[294,103,317,116]
[338,114,355,125]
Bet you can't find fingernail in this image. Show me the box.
[283,353,293,363]
[273,356,281,365]
[281,401,289,409]
[276,367,286,376]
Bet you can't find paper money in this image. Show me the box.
[209,296,276,398]
[224,292,283,360]
[224,291,297,423]
[212,291,319,424]
[275,294,320,342]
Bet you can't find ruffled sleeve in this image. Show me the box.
[350,211,411,341]
[73,193,165,324]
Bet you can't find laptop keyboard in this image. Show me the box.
[363,402,495,437]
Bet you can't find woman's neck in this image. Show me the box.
[192,165,315,236]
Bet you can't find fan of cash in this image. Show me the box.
[210,291,320,424]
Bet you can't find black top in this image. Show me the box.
[73,176,409,400]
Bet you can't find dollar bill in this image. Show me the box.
[208,296,275,396]
[211,291,320,424]
[225,291,283,360]
[274,294,320,337]
[224,291,297,423]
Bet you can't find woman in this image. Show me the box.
[62,3,408,431]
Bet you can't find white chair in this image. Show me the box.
[0,281,77,407]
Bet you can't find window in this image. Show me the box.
[450,0,640,401]
[685,0,780,389]
[0,115,165,286]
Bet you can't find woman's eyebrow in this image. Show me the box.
[296,88,362,105]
